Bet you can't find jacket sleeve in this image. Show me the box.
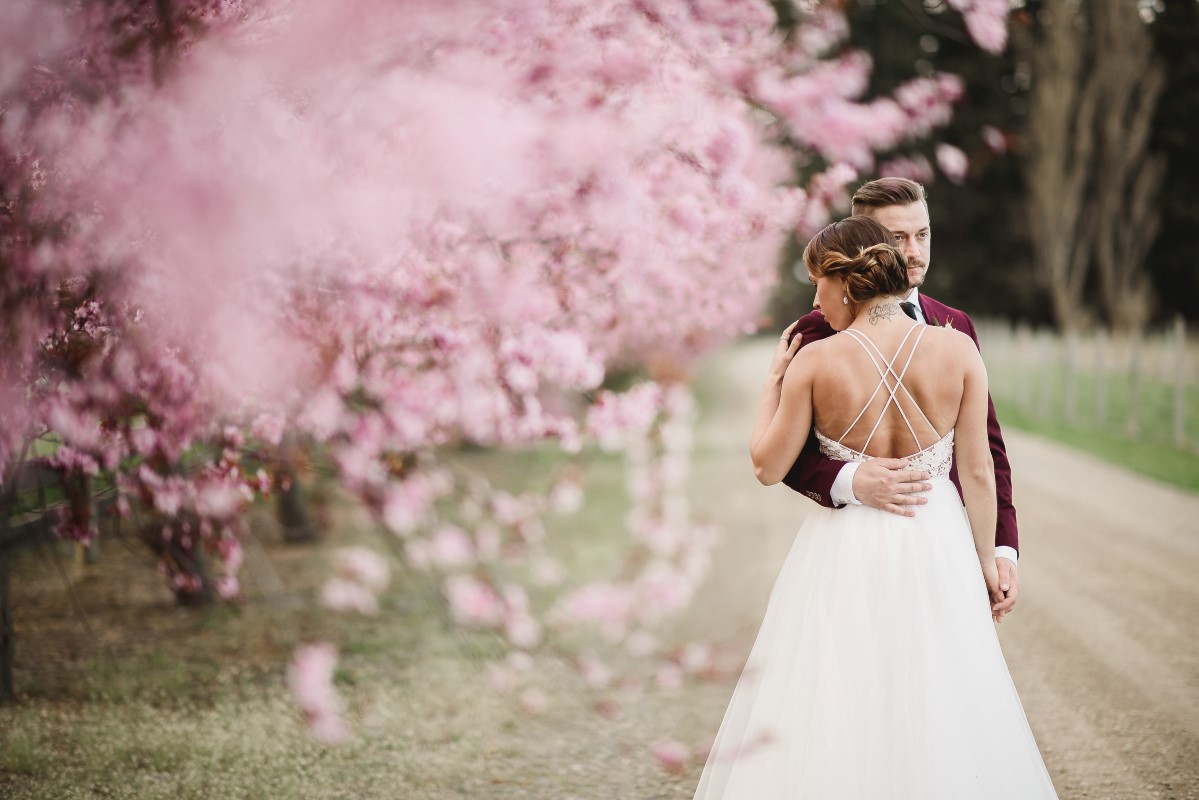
[779,314,844,508]
[957,313,1020,554]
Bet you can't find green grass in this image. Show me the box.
[994,401,1199,492]
[988,360,1199,493]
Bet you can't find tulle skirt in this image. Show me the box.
[694,477,1057,799]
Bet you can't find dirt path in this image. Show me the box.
[676,340,1199,800]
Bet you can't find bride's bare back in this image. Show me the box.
[809,322,968,458]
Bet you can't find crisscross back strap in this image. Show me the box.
[837,326,940,453]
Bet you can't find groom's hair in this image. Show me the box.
[851,177,928,216]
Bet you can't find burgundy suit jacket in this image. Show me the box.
[780,294,1019,554]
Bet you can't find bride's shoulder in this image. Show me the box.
[922,324,983,364]
[918,321,973,349]
[922,321,970,342]
[797,332,843,359]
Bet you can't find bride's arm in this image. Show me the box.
[954,336,1000,596]
[751,329,817,486]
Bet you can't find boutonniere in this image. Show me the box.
[930,316,954,330]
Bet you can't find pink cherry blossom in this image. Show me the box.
[655,663,685,692]
[935,143,969,184]
[286,643,348,743]
[428,526,475,569]
[577,655,614,689]
[0,0,1008,734]
[651,739,691,774]
[504,613,543,649]
[320,578,380,615]
[337,547,391,592]
[950,0,1010,54]
[982,125,1007,154]
[444,574,505,628]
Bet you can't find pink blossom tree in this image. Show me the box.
[0,0,1006,739]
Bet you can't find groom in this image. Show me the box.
[783,177,1021,620]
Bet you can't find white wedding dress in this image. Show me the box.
[694,327,1057,799]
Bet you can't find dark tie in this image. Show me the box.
[900,301,918,321]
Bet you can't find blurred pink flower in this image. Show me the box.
[553,582,634,635]
[250,412,285,446]
[577,655,613,689]
[504,613,543,649]
[286,642,348,743]
[194,482,243,520]
[429,526,475,569]
[680,641,713,674]
[982,125,1007,155]
[877,155,935,185]
[655,664,684,691]
[321,578,379,615]
[444,574,505,627]
[215,575,240,600]
[549,480,584,515]
[951,0,1010,54]
[336,547,391,591]
[935,143,969,184]
[651,739,691,774]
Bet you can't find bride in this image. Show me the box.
[693,216,1057,798]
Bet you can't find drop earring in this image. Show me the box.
[842,295,848,305]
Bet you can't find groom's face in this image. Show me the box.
[867,202,931,289]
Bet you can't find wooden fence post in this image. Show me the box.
[1016,324,1033,412]
[1175,316,1188,448]
[1064,331,1078,426]
[1126,328,1143,438]
[1038,330,1054,420]
[1095,328,1107,429]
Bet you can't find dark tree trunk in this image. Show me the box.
[277,466,318,543]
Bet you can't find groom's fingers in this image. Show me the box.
[882,502,917,518]
[992,558,1019,617]
[855,459,934,516]
[991,586,1018,614]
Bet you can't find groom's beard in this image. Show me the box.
[907,261,927,287]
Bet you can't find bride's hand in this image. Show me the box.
[981,559,1003,621]
[766,321,803,383]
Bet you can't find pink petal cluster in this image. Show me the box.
[949,0,1011,54]
[651,739,692,774]
[337,547,392,593]
[286,643,349,743]
[935,143,970,185]
[877,154,936,185]
[0,0,1007,732]
[321,546,392,615]
[982,125,1007,155]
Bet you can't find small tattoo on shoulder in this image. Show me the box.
[868,303,899,325]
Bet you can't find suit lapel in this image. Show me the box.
[918,294,936,326]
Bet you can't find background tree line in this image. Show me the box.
[777,0,1199,333]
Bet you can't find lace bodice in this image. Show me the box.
[815,429,955,478]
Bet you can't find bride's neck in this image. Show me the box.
[854,296,907,327]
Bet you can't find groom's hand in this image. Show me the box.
[991,557,1019,622]
[851,458,931,517]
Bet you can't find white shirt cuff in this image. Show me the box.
[995,546,1018,564]
[830,462,862,507]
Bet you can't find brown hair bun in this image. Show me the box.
[803,216,910,303]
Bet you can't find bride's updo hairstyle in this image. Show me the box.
[803,216,909,304]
